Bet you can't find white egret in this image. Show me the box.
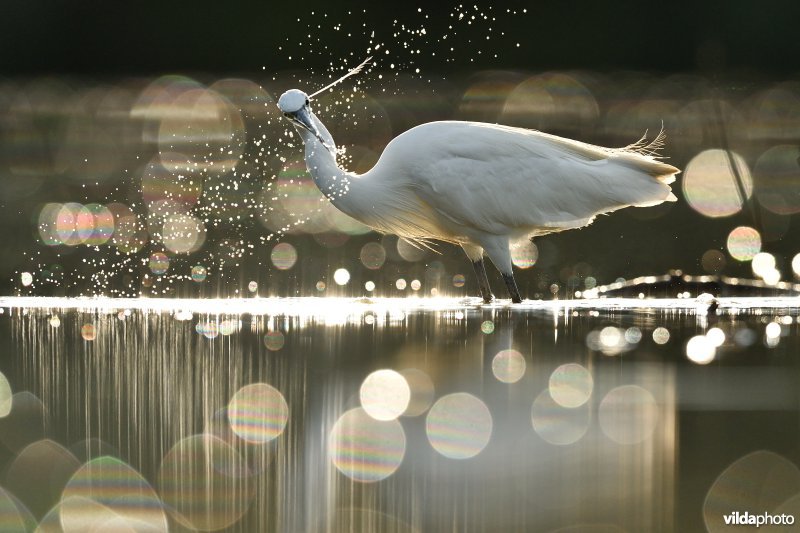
[277,70,679,303]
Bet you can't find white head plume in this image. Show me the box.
[308,56,372,100]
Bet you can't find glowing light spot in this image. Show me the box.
[20,273,33,287]
[706,327,726,347]
[652,327,670,345]
[491,349,526,383]
[247,281,258,293]
[263,331,284,351]
[751,252,776,278]
[481,320,495,334]
[426,393,492,459]
[191,265,207,282]
[686,335,716,365]
[548,363,593,407]
[359,242,386,270]
[360,370,411,421]
[395,278,407,290]
[365,281,375,292]
[329,408,406,482]
[227,383,289,444]
[49,316,60,328]
[452,274,466,287]
[510,239,538,268]
[333,268,350,286]
[400,369,435,417]
[271,242,298,270]
[589,326,629,355]
[599,385,659,445]
[158,434,251,531]
[793,253,800,277]
[0,373,11,418]
[148,252,170,275]
[531,389,590,445]
[81,324,96,341]
[410,279,421,291]
[682,149,752,218]
[766,322,782,339]
[727,226,761,261]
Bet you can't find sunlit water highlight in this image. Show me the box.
[0,296,798,531]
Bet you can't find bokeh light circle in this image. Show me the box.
[227,383,289,444]
[61,456,168,531]
[0,372,11,418]
[452,274,466,288]
[399,369,435,417]
[701,249,726,273]
[682,149,752,218]
[548,363,594,408]
[754,145,800,215]
[359,370,411,421]
[531,389,590,446]
[360,242,387,270]
[263,331,285,351]
[703,450,800,532]
[271,242,298,270]
[726,226,762,261]
[686,335,716,365]
[157,434,252,531]
[148,252,170,274]
[81,324,96,341]
[491,349,526,383]
[652,327,671,345]
[162,214,206,254]
[481,321,495,334]
[191,265,207,282]
[510,240,538,269]
[333,268,350,286]
[598,385,659,445]
[329,408,406,482]
[426,393,492,459]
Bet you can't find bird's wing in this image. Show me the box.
[382,121,677,236]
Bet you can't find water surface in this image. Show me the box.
[0,296,798,532]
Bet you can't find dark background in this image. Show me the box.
[2,0,799,76]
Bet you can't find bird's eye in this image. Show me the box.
[305,98,310,106]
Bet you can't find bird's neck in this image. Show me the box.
[297,115,353,203]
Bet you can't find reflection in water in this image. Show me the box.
[0,297,797,530]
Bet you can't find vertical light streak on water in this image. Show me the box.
[10,306,313,531]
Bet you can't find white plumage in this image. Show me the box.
[278,88,679,303]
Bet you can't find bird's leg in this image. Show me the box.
[471,258,494,303]
[502,272,523,304]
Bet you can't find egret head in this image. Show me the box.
[277,89,309,115]
[278,89,331,149]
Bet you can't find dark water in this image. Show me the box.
[0,297,799,532]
